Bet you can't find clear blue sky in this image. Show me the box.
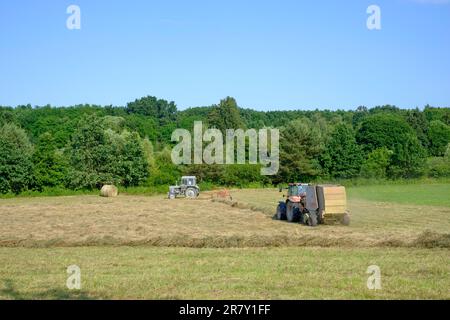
[1,0,449,110]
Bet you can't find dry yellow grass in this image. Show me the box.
[0,189,448,248]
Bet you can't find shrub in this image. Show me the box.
[360,147,393,179]
[426,156,450,178]
[427,120,450,156]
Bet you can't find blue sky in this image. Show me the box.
[1,0,449,110]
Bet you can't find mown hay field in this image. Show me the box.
[0,186,449,248]
[0,183,449,299]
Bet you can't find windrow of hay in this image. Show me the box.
[1,231,449,248]
[211,198,275,216]
[412,230,450,248]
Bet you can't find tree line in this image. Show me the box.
[1,96,449,194]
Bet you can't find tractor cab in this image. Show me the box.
[181,176,196,187]
[288,183,308,197]
[287,183,309,203]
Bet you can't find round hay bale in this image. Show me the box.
[100,185,118,197]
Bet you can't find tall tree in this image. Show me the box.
[105,130,149,187]
[356,114,426,178]
[405,108,429,150]
[275,118,324,183]
[424,105,450,125]
[0,124,33,194]
[427,120,450,156]
[208,97,244,133]
[32,132,69,189]
[67,115,119,189]
[321,124,364,179]
[0,107,16,127]
[68,115,149,189]
[126,96,177,142]
[126,96,177,123]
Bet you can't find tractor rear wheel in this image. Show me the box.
[317,210,324,224]
[185,188,197,199]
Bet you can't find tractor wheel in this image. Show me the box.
[276,203,287,220]
[185,188,197,199]
[317,210,324,224]
[306,212,318,227]
[168,193,175,200]
[341,213,351,226]
[286,204,300,222]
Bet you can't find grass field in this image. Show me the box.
[347,183,450,207]
[0,183,449,299]
[0,247,448,299]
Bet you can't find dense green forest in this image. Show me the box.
[1,95,450,195]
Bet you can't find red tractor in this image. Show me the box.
[276,183,350,226]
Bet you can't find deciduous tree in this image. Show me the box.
[0,124,33,194]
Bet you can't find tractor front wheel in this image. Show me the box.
[276,203,287,220]
[286,204,300,222]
